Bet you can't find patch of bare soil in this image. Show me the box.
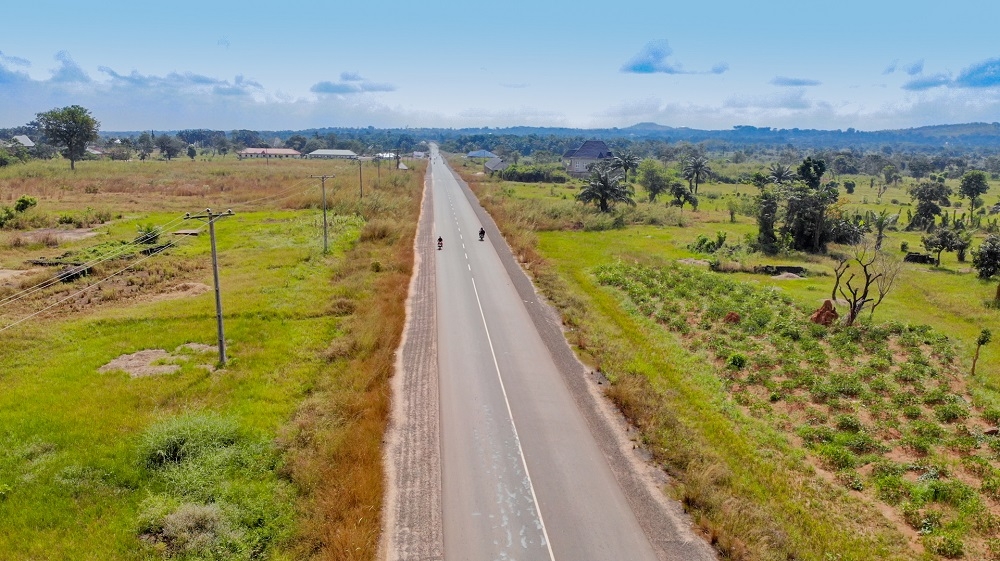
[99,344,216,378]
[26,228,98,242]
[0,268,37,282]
[99,349,178,378]
[152,282,212,301]
[772,272,804,280]
[677,258,711,267]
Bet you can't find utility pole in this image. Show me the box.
[357,157,363,198]
[184,208,235,367]
[309,174,334,253]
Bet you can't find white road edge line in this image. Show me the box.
[469,275,557,561]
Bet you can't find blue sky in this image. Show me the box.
[3,0,1000,132]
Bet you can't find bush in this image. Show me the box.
[139,413,241,469]
[925,532,964,558]
[817,443,857,470]
[727,352,748,370]
[834,414,863,432]
[983,407,1000,425]
[874,474,909,504]
[934,402,969,423]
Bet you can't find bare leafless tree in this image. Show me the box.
[831,255,850,301]
[838,237,899,326]
[869,252,903,318]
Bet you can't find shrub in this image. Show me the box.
[983,476,1000,501]
[14,195,37,213]
[874,474,909,504]
[139,413,241,469]
[836,470,864,491]
[934,403,969,423]
[817,443,857,470]
[983,407,1000,425]
[925,532,964,558]
[797,425,834,444]
[910,420,944,439]
[834,414,863,433]
[902,405,922,419]
[727,352,748,370]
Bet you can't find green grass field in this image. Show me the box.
[0,156,422,560]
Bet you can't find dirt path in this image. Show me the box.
[380,170,443,560]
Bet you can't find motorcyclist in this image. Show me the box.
[478,227,485,241]
[437,236,443,249]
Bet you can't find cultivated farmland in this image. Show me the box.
[451,152,1000,561]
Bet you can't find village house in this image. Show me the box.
[484,157,509,175]
[561,140,614,178]
[307,149,358,159]
[237,148,301,159]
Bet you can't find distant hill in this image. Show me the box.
[94,122,1000,152]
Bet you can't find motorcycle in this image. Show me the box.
[437,238,443,250]
[478,230,485,241]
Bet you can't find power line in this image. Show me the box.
[0,215,192,309]
[0,227,204,333]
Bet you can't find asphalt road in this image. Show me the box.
[431,149,661,561]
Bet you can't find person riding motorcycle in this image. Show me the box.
[478,227,486,241]
[437,236,443,249]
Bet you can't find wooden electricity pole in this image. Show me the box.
[184,208,235,366]
[309,175,334,253]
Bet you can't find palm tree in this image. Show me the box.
[682,155,712,194]
[868,209,899,251]
[611,150,641,183]
[768,163,796,185]
[577,167,635,212]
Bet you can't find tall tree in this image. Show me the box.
[767,163,796,185]
[921,227,961,266]
[136,132,155,161]
[611,150,641,183]
[682,155,712,194]
[155,135,185,160]
[908,181,952,230]
[36,105,100,170]
[868,209,899,251]
[636,158,669,202]
[577,167,635,212]
[972,234,1000,303]
[959,170,990,208]
[756,188,780,254]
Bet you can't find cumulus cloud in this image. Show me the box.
[905,60,924,76]
[621,40,728,75]
[0,51,30,67]
[50,51,91,83]
[725,89,812,110]
[883,59,898,75]
[954,57,1000,88]
[900,57,1000,91]
[902,73,952,91]
[770,76,821,87]
[311,73,395,95]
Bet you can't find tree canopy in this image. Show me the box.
[577,167,635,212]
[959,170,990,207]
[35,105,100,170]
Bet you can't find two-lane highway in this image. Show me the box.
[430,148,662,560]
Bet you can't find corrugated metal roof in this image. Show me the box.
[308,149,357,157]
[240,148,301,155]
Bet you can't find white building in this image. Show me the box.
[307,149,358,159]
